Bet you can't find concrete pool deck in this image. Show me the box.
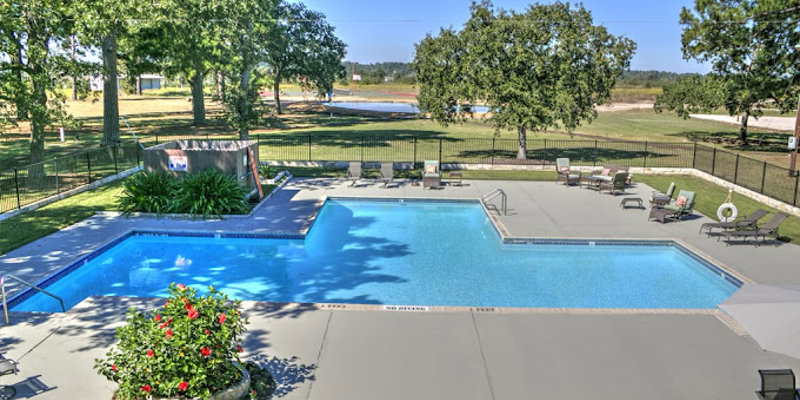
[2,178,800,399]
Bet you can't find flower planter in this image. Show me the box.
[163,363,250,400]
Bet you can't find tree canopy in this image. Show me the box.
[659,0,800,144]
[413,1,635,159]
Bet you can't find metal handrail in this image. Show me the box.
[121,116,145,150]
[481,189,507,216]
[1,274,66,324]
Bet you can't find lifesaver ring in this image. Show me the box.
[717,203,738,223]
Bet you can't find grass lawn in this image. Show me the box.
[636,174,800,244]
[0,180,126,254]
[285,166,555,181]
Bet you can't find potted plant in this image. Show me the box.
[95,284,249,400]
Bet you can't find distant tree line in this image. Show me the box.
[0,0,346,176]
[615,71,701,88]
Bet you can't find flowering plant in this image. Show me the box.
[95,284,248,399]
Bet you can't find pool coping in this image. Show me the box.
[4,195,750,317]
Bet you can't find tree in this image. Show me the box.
[654,75,727,118]
[264,2,346,114]
[413,1,635,159]
[0,0,78,175]
[675,0,800,144]
[73,0,138,145]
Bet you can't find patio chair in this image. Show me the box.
[721,212,788,245]
[423,160,441,189]
[346,162,362,186]
[598,171,628,195]
[0,354,18,400]
[756,369,800,400]
[650,182,676,206]
[648,190,695,223]
[556,158,581,186]
[380,162,395,188]
[699,209,768,235]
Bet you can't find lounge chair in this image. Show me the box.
[756,369,800,400]
[556,158,581,186]
[0,354,18,400]
[380,162,395,188]
[721,212,788,245]
[651,182,675,206]
[699,209,768,235]
[648,190,695,223]
[598,171,627,195]
[346,162,362,186]
[423,160,441,189]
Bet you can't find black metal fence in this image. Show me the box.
[0,143,141,213]
[2,134,799,214]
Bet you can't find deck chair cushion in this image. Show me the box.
[601,168,611,176]
[676,196,687,207]
[426,164,437,174]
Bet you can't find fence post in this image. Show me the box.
[438,138,443,166]
[642,141,648,168]
[760,161,767,193]
[413,137,417,168]
[692,142,697,169]
[711,148,717,176]
[593,140,598,167]
[307,135,311,162]
[86,152,93,184]
[733,154,739,184]
[54,158,60,194]
[360,136,365,163]
[491,136,496,166]
[794,174,799,206]
[136,145,141,166]
[155,132,159,145]
[13,168,21,209]
[112,145,119,175]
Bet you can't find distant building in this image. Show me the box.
[88,74,165,92]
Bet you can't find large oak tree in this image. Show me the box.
[413,1,635,159]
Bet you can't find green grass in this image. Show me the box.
[285,166,555,181]
[0,180,126,254]
[636,174,800,244]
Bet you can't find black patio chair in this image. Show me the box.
[757,369,800,400]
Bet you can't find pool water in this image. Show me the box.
[12,199,737,312]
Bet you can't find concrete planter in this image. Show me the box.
[162,363,250,400]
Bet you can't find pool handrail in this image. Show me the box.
[1,274,66,324]
[482,189,508,216]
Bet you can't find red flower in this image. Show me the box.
[237,345,244,353]
[176,283,186,291]
[146,349,154,358]
[218,313,226,324]
[200,347,211,357]
[159,321,169,329]
[205,329,210,335]
[166,329,173,339]
[111,364,118,372]
[187,308,199,320]
[142,384,152,393]
[155,314,161,322]
[178,381,189,391]
[185,302,193,311]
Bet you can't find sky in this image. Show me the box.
[291,0,710,73]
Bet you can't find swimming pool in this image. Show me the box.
[10,198,738,312]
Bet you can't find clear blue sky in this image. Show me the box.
[291,0,710,73]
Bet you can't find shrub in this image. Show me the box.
[95,284,248,400]
[244,362,276,400]
[173,169,250,218]
[118,172,179,215]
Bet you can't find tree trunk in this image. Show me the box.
[738,110,749,145]
[27,34,48,178]
[71,35,78,101]
[238,66,251,140]
[214,70,223,100]
[516,126,527,159]
[273,72,282,115]
[135,76,142,95]
[12,33,28,119]
[102,31,120,145]
[190,68,206,126]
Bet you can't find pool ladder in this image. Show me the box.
[481,189,508,216]
[1,274,66,325]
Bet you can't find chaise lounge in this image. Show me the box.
[0,354,18,400]
[699,209,768,235]
[756,369,800,400]
[380,162,396,188]
[423,160,441,189]
[720,212,788,245]
[346,162,362,186]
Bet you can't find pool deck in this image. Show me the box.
[2,178,800,399]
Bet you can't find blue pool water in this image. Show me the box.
[12,199,737,312]
[326,102,491,114]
